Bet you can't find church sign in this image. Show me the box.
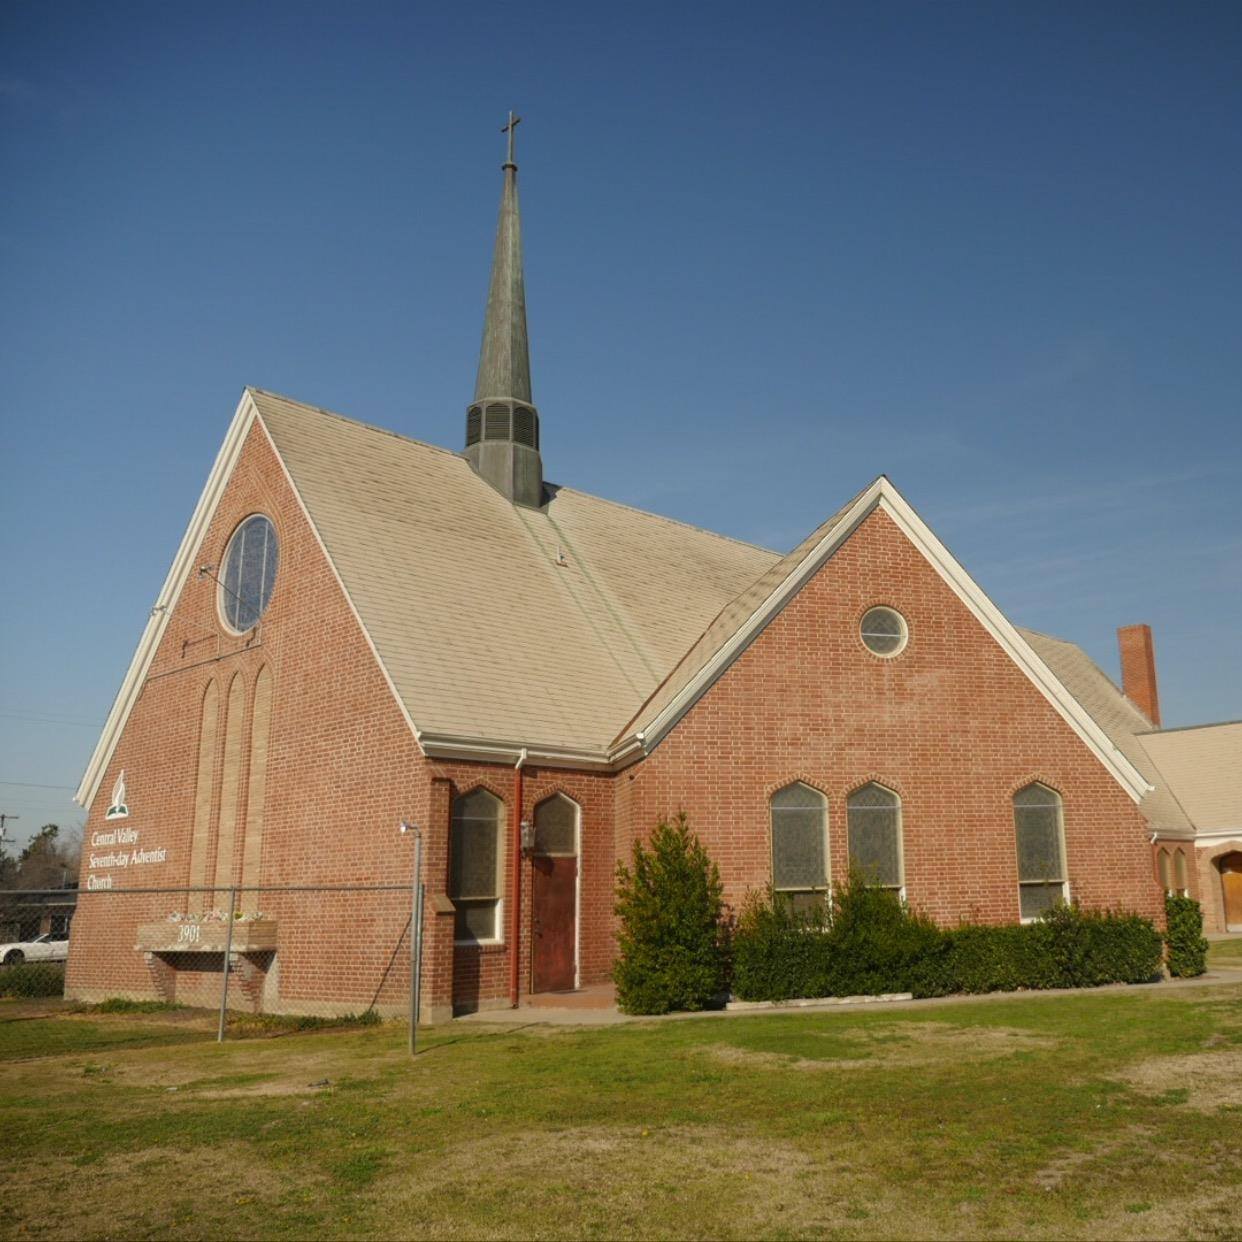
[87,771,170,889]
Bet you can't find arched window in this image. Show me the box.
[1013,783,1068,920]
[533,794,578,856]
[770,783,828,911]
[450,788,504,943]
[1157,849,1172,893]
[847,783,903,892]
[1173,849,1189,896]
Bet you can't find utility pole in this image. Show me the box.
[0,813,18,858]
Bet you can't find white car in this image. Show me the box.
[1,932,69,965]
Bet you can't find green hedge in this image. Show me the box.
[0,961,65,999]
[732,878,1163,1002]
[1164,894,1208,977]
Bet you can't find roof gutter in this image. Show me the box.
[417,730,628,771]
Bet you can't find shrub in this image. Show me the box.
[819,875,948,998]
[733,873,950,1002]
[731,886,1163,1002]
[0,961,65,999]
[731,890,828,1002]
[613,813,726,1014]
[1164,894,1208,977]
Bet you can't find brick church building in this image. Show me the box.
[67,125,1241,1019]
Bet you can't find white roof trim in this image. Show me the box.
[619,477,1151,804]
[76,392,259,808]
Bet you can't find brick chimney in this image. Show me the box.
[1118,624,1161,726]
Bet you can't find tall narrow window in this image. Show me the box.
[533,794,578,856]
[770,783,828,911]
[1173,849,1189,896]
[450,788,504,943]
[1157,849,1172,894]
[847,784,903,891]
[1013,783,1068,920]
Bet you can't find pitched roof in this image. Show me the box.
[252,389,777,760]
[1020,632,1242,836]
[1136,722,1242,832]
[78,387,1153,805]
[1018,629,1200,834]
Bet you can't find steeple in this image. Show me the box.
[464,111,543,508]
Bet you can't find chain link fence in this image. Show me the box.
[0,878,426,1058]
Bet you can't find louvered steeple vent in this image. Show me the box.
[464,112,543,508]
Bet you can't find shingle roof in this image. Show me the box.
[1137,722,1242,831]
[1018,628,1195,833]
[252,389,778,757]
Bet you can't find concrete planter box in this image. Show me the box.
[135,921,278,955]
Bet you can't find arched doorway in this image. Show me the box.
[530,794,580,993]
[1221,853,1242,932]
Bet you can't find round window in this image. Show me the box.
[860,606,908,657]
[220,515,278,632]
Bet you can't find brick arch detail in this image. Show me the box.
[451,779,510,812]
[764,775,830,801]
[844,775,906,800]
[529,787,582,814]
[1007,775,1066,800]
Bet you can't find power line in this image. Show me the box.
[0,780,77,791]
[0,712,102,729]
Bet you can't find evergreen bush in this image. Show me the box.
[1164,893,1208,977]
[0,961,65,999]
[731,889,828,1002]
[612,813,727,1014]
[812,874,947,997]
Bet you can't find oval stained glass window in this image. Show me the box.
[860,606,908,657]
[220,515,278,632]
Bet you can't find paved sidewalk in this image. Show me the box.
[452,965,1242,1028]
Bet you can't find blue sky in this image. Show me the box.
[2,1,1239,848]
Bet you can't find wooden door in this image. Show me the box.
[1223,855,1242,930]
[532,855,577,992]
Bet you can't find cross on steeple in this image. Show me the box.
[501,111,521,167]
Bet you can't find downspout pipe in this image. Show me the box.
[510,748,527,1008]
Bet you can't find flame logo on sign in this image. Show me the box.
[105,770,129,821]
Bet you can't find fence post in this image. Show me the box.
[409,828,423,1056]
[217,886,237,1043]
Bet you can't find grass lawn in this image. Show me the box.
[1,983,1240,1241]
[1209,937,1242,968]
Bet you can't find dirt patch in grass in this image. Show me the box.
[100,1034,401,1097]
[1085,1180,1242,1241]
[371,1124,884,1240]
[0,1142,318,1241]
[1119,1048,1242,1112]
[708,1022,1055,1072]
[1032,1125,1155,1191]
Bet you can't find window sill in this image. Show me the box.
[454,939,506,950]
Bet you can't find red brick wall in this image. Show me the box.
[425,761,616,1011]
[618,507,1163,929]
[70,440,1163,1017]
[68,420,432,1014]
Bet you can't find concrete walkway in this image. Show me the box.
[452,965,1242,1028]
